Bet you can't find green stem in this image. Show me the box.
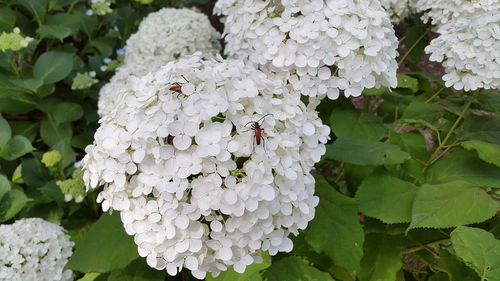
[425,86,445,104]
[440,92,478,147]
[398,30,429,66]
[403,239,450,255]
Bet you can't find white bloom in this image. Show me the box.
[415,0,500,25]
[214,0,398,100]
[83,54,329,278]
[425,12,500,91]
[98,8,221,117]
[0,218,74,281]
[381,0,418,23]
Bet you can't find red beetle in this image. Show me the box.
[169,75,189,93]
[244,114,273,150]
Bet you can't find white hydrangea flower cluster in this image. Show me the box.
[214,0,398,100]
[0,218,74,281]
[97,8,221,117]
[83,54,329,279]
[415,0,500,25]
[425,12,500,91]
[381,0,418,23]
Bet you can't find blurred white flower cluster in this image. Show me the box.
[84,54,329,279]
[426,13,500,91]
[0,218,74,281]
[416,0,500,91]
[97,8,221,117]
[381,0,417,23]
[415,0,500,25]
[215,0,398,100]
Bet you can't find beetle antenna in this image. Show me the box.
[256,113,273,125]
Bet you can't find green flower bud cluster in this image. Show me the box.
[0,28,33,52]
[56,168,86,203]
[71,71,98,90]
[91,0,114,15]
[41,151,62,168]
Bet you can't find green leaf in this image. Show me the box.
[330,109,387,141]
[108,258,165,281]
[33,51,73,84]
[356,169,418,224]
[263,256,334,281]
[397,74,419,93]
[9,78,44,93]
[0,114,11,149]
[21,158,51,188]
[458,115,500,145]
[0,7,16,32]
[207,254,271,281]
[438,250,479,281]
[40,115,72,146]
[451,226,500,281]
[476,90,500,114]
[426,150,500,187]
[408,181,497,230]
[325,137,410,166]
[400,99,442,124]
[54,102,84,123]
[461,140,500,167]
[17,0,48,23]
[37,25,72,39]
[0,135,34,160]
[0,174,10,200]
[305,176,364,272]
[76,273,101,281]
[0,188,29,222]
[387,131,430,161]
[66,212,139,273]
[52,140,75,168]
[45,12,80,32]
[358,233,403,281]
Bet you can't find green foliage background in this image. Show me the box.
[0,0,499,281]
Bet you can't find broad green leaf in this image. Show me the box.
[263,256,334,281]
[40,115,72,146]
[207,254,271,281]
[66,212,139,273]
[438,250,479,281]
[21,158,51,188]
[53,102,84,123]
[0,7,15,32]
[458,115,500,145]
[33,51,73,84]
[461,140,500,167]
[397,74,418,93]
[306,176,364,272]
[0,174,10,199]
[451,226,500,281]
[9,78,44,93]
[325,137,410,166]
[10,121,39,141]
[428,273,450,281]
[400,99,442,124]
[0,94,38,115]
[17,0,48,23]
[403,24,428,62]
[476,90,500,113]
[37,25,72,40]
[0,114,11,148]
[356,170,418,223]
[387,131,430,161]
[426,150,500,187]
[107,258,165,281]
[330,109,387,141]
[0,135,34,160]
[76,273,100,281]
[358,233,403,281]
[0,188,29,222]
[45,12,80,32]
[409,181,497,230]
